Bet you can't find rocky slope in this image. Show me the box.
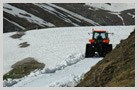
[3,3,135,33]
[76,30,135,87]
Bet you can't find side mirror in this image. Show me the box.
[111,33,114,35]
[108,32,114,35]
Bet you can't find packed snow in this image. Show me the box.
[85,3,135,12]
[3,3,55,27]
[3,26,134,87]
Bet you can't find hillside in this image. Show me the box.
[76,30,135,87]
[3,26,134,87]
[3,3,135,33]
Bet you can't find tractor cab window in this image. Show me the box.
[93,32,106,39]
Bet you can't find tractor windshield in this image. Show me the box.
[93,32,107,39]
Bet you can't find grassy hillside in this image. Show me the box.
[77,30,135,87]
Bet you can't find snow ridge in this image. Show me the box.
[42,53,85,73]
[3,53,85,87]
[49,74,84,87]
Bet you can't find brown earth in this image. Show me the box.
[19,42,30,48]
[3,57,45,80]
[76,30,135,87]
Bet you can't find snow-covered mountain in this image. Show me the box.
[3,3,135,33]
[3,26,134,87]
[85,3,135,12]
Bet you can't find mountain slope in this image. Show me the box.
[76,30,135,87]
[3,3,135,33]
[85,3,135,12]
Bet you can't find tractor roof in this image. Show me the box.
[93,30,106,32]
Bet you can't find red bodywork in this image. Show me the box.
[89,30,110,44]
[89,39,110,44]
[93,30,106,32]
[103,39,110,43]
[89,39,95,43]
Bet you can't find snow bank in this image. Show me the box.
[42,53,85,73]
[11,58,102,87]
[49,74,84,87]
[3,53,85,87]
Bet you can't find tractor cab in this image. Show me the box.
[93,31,108,40]
[89,30,110,44]
[85,30,113,57]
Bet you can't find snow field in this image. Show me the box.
[3,26,134,87]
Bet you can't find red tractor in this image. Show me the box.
[85,30,113,57]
